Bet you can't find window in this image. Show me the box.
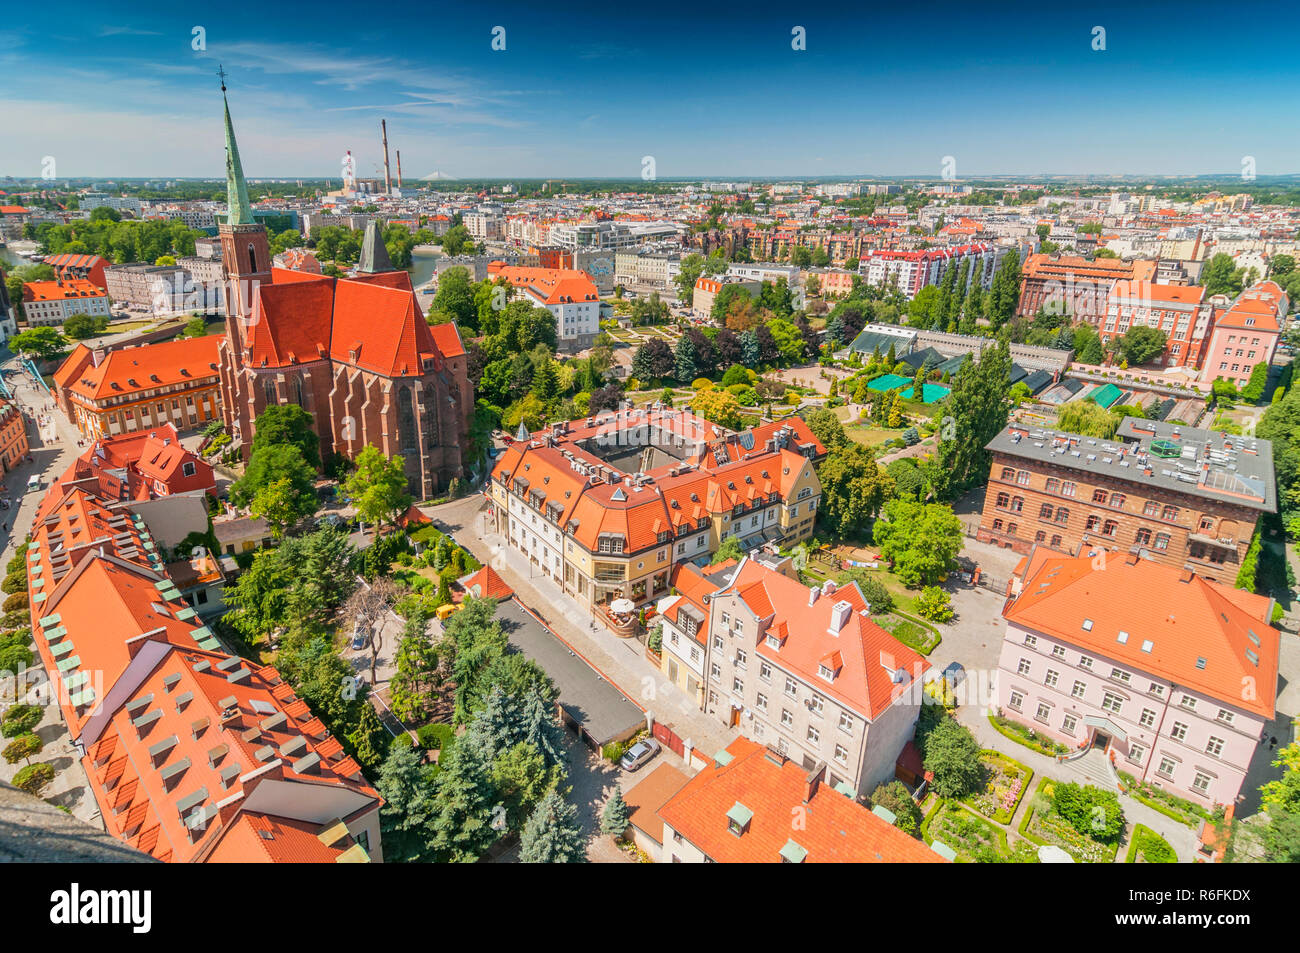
[1135,527,1151,546]
[1206,736,1224,757]
[1017,658,1032,676]
[710,663,721,682]
[1035,530,1046,543]
[1092,489,1108,504]
[1109,493,1126,508]
[759,662,772,681]
[1044,669,1059,687]
[1017,471,1030,486]
[1150,682,1165,696]
[756,693,768,712]
[1010,496,1024,513]
[1023,633,1038,647]
[807,726,821,744]
[1144,500,1159,516]
[1062,713,1078,735]
[732,677,744,694]
[1079,655,1094,669]
[1128,743,1146,764]
[1158,757,1177,778]
[1000,467,1015,482]
[784,676,798,698]
[1101,692,1123,714]
[1035,702,1051,722]
[1008,690,1024,712]
[1192,772,1212,794]
[1051,534,1063,548]
[1170,722,1188,741]
[1061,481,1077,497]
[713,635,724,651]
[735,649,747,669]
[1085,514,1102,532]
[1139,708,1156,728]
[834,744,848,764]
[1102,519,1119,537]
[838,712,854,734]
[1162,505,1178,521]
[182,462,196,478]
[1072,680,1086,699]
[996,492,1010,509]
[780,708,793,728]
[1216,709,1235,725]
[1111,668,1131,684]
[1046,478,1060,494]
[1052,645,1066,658]
[1180,695,1197,711]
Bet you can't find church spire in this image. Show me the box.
[220,67,255,227]
[357,220,395,273]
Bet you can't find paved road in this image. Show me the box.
[426,493,738,760]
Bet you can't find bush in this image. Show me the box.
[2,572,28,594]
[2,610,28,630]
[1052,781,1126,843]
[691,378,713,390]
[1,704,42,738]
[914,586,954,623]
[2,592,27,613]
[922,715,983,799]
[416,722,455,752]
[849,574,895,613]
[5,553,27,576]
[12,763,55,797]
[1126,824,1176,863]
[602,741,628,763]
[870,780,923,834]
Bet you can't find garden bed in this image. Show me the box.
[925,802,1038,863]
[872,611,940,655]
[1018,778,1119,863]
[962,750,1032,824]
[1117,771,1212,828]
[1125,824,1177,863]
[988,712,1069,757]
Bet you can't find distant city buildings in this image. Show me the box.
[21,278,111,327]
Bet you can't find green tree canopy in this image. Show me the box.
[872,499,963,587]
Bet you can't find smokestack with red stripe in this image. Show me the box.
[381,119,392,196]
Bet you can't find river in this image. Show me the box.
[410,247,440,289]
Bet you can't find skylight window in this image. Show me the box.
[1116,630,1129,644]
[1082,619,1094,631]
[1140,640,1153,653]
[1195,657,1207,670]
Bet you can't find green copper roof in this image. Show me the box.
[223,93,254,227]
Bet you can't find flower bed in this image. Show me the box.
[1018,779,1118,864]
[1117,770,1212,828]
[987,712,1069,757]
[963,750,1032,824]
[1125,824,1177,863]
[926,802,1038,863]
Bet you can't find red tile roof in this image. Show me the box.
[1004,552,1279,718]
[57,336,222,402]
[657,738,942,863]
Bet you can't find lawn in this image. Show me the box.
[843,425,898,447]
[962,750,1032,824]
[872,612,940,655]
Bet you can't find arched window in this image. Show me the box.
[247,242,257,273]
[397,385,418,453]
[294,372,307,407]
[1110,493,1126,509]
[1061,482,1077,497]
[1092,489,1108,504]
[1046,478,1060,494]
[1017,471,1031,486]
[1000,467,1016,482]
[1007,522,1018,536]
[262,375,277,408]
[1135,527,1152,546]
[1199,516,1215,533]
[1010,496,1024,513]
[1035,531,1046,543]
[1085,514,1102,532]
[1102,520,1119,537]
[996,492,1010,509]
[1039,503,1053,520]
[1050,535,1062,548]
[1162,505,1178,521]
[422,384,440,446]
[993,519,1004,532]
[1154,533,1170,550]
[1054,507,1069,525]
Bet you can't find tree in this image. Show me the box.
[1,704,42,738]
[1201,253,1244,298]
[62,312,109,340]
[1241,361,1270,404]
[870,780,923,834]
[632,338,674,382]
[519,789,587,863]
[491,741,562,832]
[1057,399,1119,439]
[933,341,1012,496]
[249,477,317,539]
[914,586,953,623]
[921,715,982,798]
[803,406,847,450]
[988,250,1023,328]
[600,785,630,838]
[345,445,413,536]
[1118,325,1167,366]
[873,499,963,587]
[12,763,55,797]
[377,741,439,862]
[0,643,33,694]
[690,388,742,430]
[8,327,68,361]
[390,610,442,723]
[711,535,746,565]
[674,333,699,383]
[251,404,321,470]
[230,443,317,514]
[817,444,895,536]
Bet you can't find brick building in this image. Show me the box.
[0,397,29,474]
[977,418,1275,585]
[1016,254,1157,325]
[1102,281,1212,369]
[214,90,473,497]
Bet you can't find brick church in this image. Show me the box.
[214,87,472,497]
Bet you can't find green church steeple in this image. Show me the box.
[220,68,254,227]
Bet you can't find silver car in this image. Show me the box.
[619,738,661,772]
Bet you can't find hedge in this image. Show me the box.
[1125,824,1177,863]
[2,592,27,613]
[987,712,1069,757]
[416,723,455,752]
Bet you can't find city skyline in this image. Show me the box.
[3,0,1297,180]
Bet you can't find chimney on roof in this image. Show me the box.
[828,600,852,635]
[803,761,826,804]
[808,585,820,607]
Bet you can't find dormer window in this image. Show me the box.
[726,802,753,837]
[818,664,835,681]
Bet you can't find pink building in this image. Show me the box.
[997,549,1279,808]
[1198,280,1289,389]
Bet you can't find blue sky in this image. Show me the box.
[1,0,1295,179]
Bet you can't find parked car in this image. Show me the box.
[316,513,344,528]
[619,738,661,772]
[350,624,368,650]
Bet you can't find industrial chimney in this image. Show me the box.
[380,119,393,196]
[396,150,403,190]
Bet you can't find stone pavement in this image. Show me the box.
[427,494,739,760]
